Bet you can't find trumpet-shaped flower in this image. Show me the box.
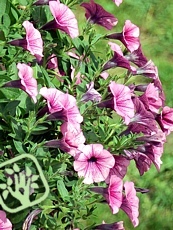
[108,175,123,214]
[81,81,102,102]
[41,0,79,38]
[81,0,118,30]
[39,87,83,123]
[103,42,132,71]
[74,144,115,184]
[120,182,139,227]
[139,83,162,114]
[105,155,130,183]
[109,82,134,125]
[132,60,158,79]
[3,63,38,103]
[9,21,43,61]
[60,122,85,156]
[156,106,173,135]
[94,220,124,230]
[90,175,123,214]
[0,210,12,230]
[107,20,140,52]
[45,122,85,157]
[124,45,148,67]
[17,63,38,103]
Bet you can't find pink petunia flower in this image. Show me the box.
[107,20,140,52]
[74,144,115,184]
[3,63,38,103]
[9,21,43,61]
[45,122,85,156]
[41,0,79,38]
[90,175,123,214]
[81,0,118,30]
[107,175,123,214]
[0,210,12,230]
[39,87,83,123]
[17,63,38,103]
[156,106,173,135]
[113,0,123,7]
[139,83,162,114]
[109,82,135,125]
[120,182,139,227]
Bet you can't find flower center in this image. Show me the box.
[88,157,97,162]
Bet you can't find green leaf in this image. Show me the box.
[13,140,27,153]
[57,179,69,201]
[0,1,6,18]
[90,34,104,45]
[10,7,19,22]
[2,13,11,27]
[13,163,20,173]
[2,189,9,200]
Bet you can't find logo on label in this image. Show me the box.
[0,154,49,213]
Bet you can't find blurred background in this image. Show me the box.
[75,0,173,229]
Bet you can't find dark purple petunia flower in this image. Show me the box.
[94,221,124,230]
[103,42,133,71]
[33,0,55,5]
[81,0,118,30]
[131,60,158,79]
[127,97,158,135]
[124,45,148,67]
[81,81,102,102]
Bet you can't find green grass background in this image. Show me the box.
[75,0,173,229]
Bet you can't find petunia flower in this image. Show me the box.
[41,0,79,38]
[109,82,135,125]
[0,210,12,230]
[9,21,43,61]
[120,182,139,227]
[156,106,173,135]
[81,0,118,30]
[45,122,86,157]
[90,175,123,214]
[132,60,158,79]
[113,0,123,7]
[107,20,140,52]
[94,220,124,230]
[81,82,102,102]
[127,97,158,135]
[74,144,115,184]
[3,63,38,103]
[124,45,148,67]
[33,0,55,5]
[105,155,130,183]
[39,87,83,123]
[103,42,133,71]
[139,83,163,114]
